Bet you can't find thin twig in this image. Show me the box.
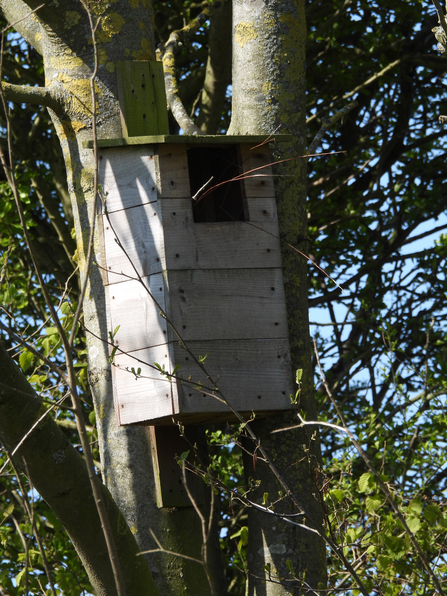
[181,462,218,596]
[0,390,70,476]
[15,458,58,596]
[307,60,401,124]
[308,101,358,154]
[139,529,203,564]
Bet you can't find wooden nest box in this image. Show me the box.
[94,62,295,425]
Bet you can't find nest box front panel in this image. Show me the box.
[99,140,294,425]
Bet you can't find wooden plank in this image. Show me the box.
[240,143,275,198]
[112,338,293,425]
[113,342,179,425]
[116,61,168,137]
[84,134,295,149]
[172,338,293,416]
[98,146,157,212]
[156,145,190,198]
[150,426,205,507]
[165,268,289,341]
[102,202,165,285]
[149,62,169,135]
[106,275,168,352]
[160,206,283,270]
[244,197,278,222]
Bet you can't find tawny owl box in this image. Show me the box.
[93,62,295,425]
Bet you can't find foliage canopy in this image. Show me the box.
[0,0,447,594]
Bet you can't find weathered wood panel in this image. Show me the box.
[112,338,293,425]
[240,143,275,198]
[156,145,190,198]
[99,140,294,425]
[243,197,279,222]
[102,203,165,284]
[98,146,157,212]
[106,275,168,352]
[166,268,289,341]
[158,198,282,270]
[106,268,288,352]
[113,342,179,425]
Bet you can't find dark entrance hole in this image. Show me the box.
[187,145,246,223]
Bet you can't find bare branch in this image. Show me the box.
[308,101,358,154]
[159,0,229,134]
[1,82,61,112]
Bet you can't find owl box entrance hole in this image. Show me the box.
[188,145,246,223]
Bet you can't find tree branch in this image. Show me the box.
[308,101,358,154]
[0,344,159,596]
[1,82,61,112]
[159,0,228,134]
[196,0,232,133]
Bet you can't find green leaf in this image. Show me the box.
[330,489,344,502]
[406,515,421,533]
[45,326,60,336]
[15,568,26,587]
[240,526,248,546]
[383,534,407,560]
[296,368,303,384]
[365,494,382,512]
[60,301,73,315]
[376,555,392,572]
[262,492,269,506]
[19,350,34,372]
[424,504,441,525]
[358,472,375,494]
[286,559,294,574]
[408,498,423,514]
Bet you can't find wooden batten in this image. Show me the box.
[98,135,295,425]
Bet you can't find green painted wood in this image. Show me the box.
[84,134,295,148]
[149,61,169,135]
[116,61,169,137]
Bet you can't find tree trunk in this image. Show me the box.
[1,2,223,594]
[1,0,327,593]
[229,0,327,592]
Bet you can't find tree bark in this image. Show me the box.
[229,0,327,593]
[0,343,159,596]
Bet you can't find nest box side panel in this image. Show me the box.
[99,146,158,212]
[99,145,181,425]
[106,274,168,352]
[112,342,179,425]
